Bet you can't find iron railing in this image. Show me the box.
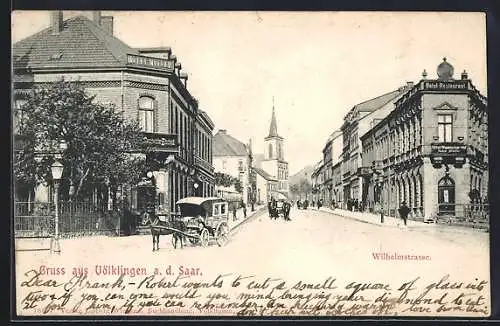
[14,201,117,238]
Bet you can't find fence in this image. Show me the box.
[14,201,118,240]
[435,203,489,228]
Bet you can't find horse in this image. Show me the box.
[141,211,184,251]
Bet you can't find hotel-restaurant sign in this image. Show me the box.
[423,81,468,91]
[127,54,174,72]
[431,143,467,156]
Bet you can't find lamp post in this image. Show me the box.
[50,160,64,254]
[193,182,199,197]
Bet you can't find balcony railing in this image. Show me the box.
[194,154,214,173]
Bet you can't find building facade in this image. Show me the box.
[212,129,251,203]
[341,84,411,209]
[252,167,278,204]
[311,160,324,202]
[361,58,488,219]
[260,105,289,198]
[12,11,215,215]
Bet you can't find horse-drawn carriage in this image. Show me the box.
[142,197,230,251]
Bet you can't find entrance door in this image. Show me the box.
[438,175,455,215]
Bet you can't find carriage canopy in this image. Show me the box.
[176,197,228,217]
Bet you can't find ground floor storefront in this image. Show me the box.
[363,157,488,221]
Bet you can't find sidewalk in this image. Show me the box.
[318,207,428,229]
[227,205,266,231]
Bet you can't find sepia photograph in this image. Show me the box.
[11,10,489,318]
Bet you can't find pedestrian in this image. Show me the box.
[398,201,410,226]
[375,202,384,224]
[267,199,272,218]
[242,201,247,218]
[284,201,291,221]
[232,203,237,221]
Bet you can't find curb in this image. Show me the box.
[318,208,412,229]
[230,207,266,232]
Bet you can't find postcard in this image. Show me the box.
[12,11,490,317]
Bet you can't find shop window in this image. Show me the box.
[138,96,155,132]
[437,114,453,142]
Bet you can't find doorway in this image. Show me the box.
[438,175,455,216]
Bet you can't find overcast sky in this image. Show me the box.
[11,11,487,174]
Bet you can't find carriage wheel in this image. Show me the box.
[216,222,229,247]
[200,228,210,247]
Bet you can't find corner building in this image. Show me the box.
[361,59,488,219]
[12,12,215,214]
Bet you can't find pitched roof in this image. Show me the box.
[252,167,277,181]
[213,130,248,157]
[12,15,140,70]
[268,106,279,138]
[353,89,406,112]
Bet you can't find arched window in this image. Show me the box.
[269,143,273,159]
[138,96,154,132]
[438,175,455,215]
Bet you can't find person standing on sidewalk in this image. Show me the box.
[241,200,247,218]
[398,201,410,226]
[232,203,237,221]
[374,202,384,223]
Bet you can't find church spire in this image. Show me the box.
[268,97,279,138]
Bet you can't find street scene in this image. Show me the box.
[12,11,489,318]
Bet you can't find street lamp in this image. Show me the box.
[50,160,64,254]
[193,182,199,196]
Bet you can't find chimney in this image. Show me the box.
[175,62,182,76]
[219,129,227,134]
[51,11,63,35]
[100,16,114,35]
[406,81,414,89]
[93,11,102,26]
[180,72,188,88]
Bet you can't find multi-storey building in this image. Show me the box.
[341,83,411,209]
[311,160,324,202]
[212,129,251,203]
[12,11,215,215]
[361,58,488,219]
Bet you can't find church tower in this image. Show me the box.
[261,98,289,196]
[264,103,284,161]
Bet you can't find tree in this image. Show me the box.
[214,172,242,193]
[14,79,147,202]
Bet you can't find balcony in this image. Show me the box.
[357,166,372,177]
[194,154,214,173]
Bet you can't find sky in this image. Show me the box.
[11,11,487,175]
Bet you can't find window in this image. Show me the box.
[269,143,273,158]
[438,115,453,142]
[14,99,28,133]
[138,97,154,132]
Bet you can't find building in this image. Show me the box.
[311,159,324,202]
[212,129,251,203]
[259,103,289,198]
[320,129,343,205]
[361,58,488,220]
[12,11,215,215]
[252,167,278,204]
[341,83,411,209]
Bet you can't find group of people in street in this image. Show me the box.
[267,197,292,221]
